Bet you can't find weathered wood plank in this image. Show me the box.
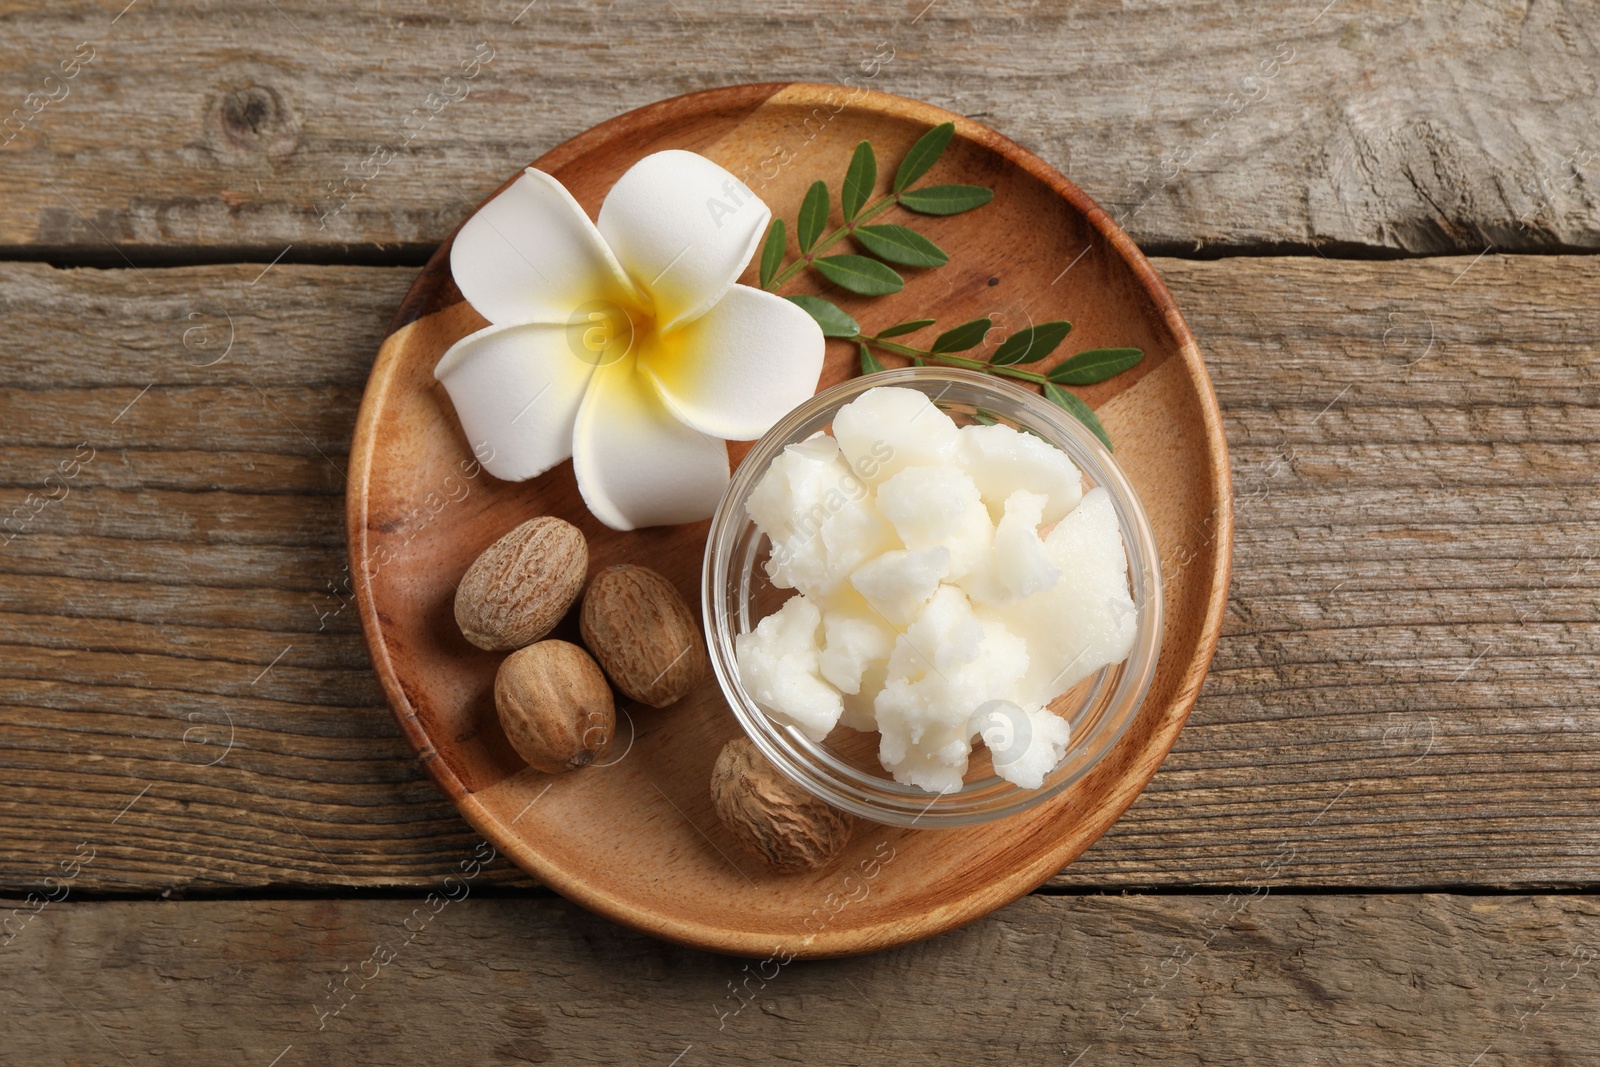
[0,255,1597,892]
[2,1,1598,256]
[2,894,1597,1065]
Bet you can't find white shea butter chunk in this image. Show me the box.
[978,487,1137,707]
[733,595,842,742]
[812,585,895,732]
[837,660,887,733]
[882,584,993,683]
[959,489,1060,607]
[818,495,899,591]
[962,421,1084,522]
[818,600,896,696]
[745,434,839,542]
[1008,707,1074,789]
[832,386,962,486]
[747,435,887,597]
[877,708,972,794]
[969,702,1074,790]
[849,546,950,627]
[876,465,993,580]
[873,587,1030,792]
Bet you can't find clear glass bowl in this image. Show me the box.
[701,368,1163,827]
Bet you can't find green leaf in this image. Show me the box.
[759,218,786,290]
[842,141,877,222]
[813,254,903,296]
[931,318,992,353]
[858,342,884,375]
[1047,348,1146,384]
[991,321,1073,366]
[898,184,994,216]
[972,408,1000,426]
[798,181,829,252]
[1044,383,1113,451]
[894,122,955,193]
[852,224,949,268]
[876,318,936,338]
[787,294,860,338]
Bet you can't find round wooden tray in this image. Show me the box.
[348,83,1232,959]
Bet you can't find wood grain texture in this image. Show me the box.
[347,83,1230,956]
[3,1,1599,258]
[4,893,1599,1065]
[2,253,1597,893]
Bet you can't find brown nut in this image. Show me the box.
[710,737,854,874]
[579,564,707,708]
[455,517,587,651]
[494,640,615,774]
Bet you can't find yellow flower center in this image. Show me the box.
[564,296,656,369]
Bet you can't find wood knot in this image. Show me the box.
[207,85,299,161]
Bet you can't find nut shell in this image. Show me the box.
[495,640,615,774]
[579,564,707,707]
[710,737,855,874]
[455,517,587,651]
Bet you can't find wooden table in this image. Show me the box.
[3,2,1597,1063]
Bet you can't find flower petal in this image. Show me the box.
[451,168,640,326]
[597,150,771,333]
[638,284,825,440]
[434,323,596,482]
[572,356,731,530]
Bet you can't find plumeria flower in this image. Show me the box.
[435,151,825,530]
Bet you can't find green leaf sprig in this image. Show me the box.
[757,123,992,297]
[828,308,1143,450]
[759,121,1145,449]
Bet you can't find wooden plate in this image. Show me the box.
[348,83,1232,958]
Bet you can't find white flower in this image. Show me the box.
[434,150,825,530]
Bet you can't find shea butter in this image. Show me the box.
[735,386,1137,794]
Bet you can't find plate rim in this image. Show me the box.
[347,80,1234,958]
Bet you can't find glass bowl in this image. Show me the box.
[701,368,1163,827]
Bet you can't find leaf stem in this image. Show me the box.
[858,334,1050,385]
[859,337,922,359]
[767,195,903,290]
